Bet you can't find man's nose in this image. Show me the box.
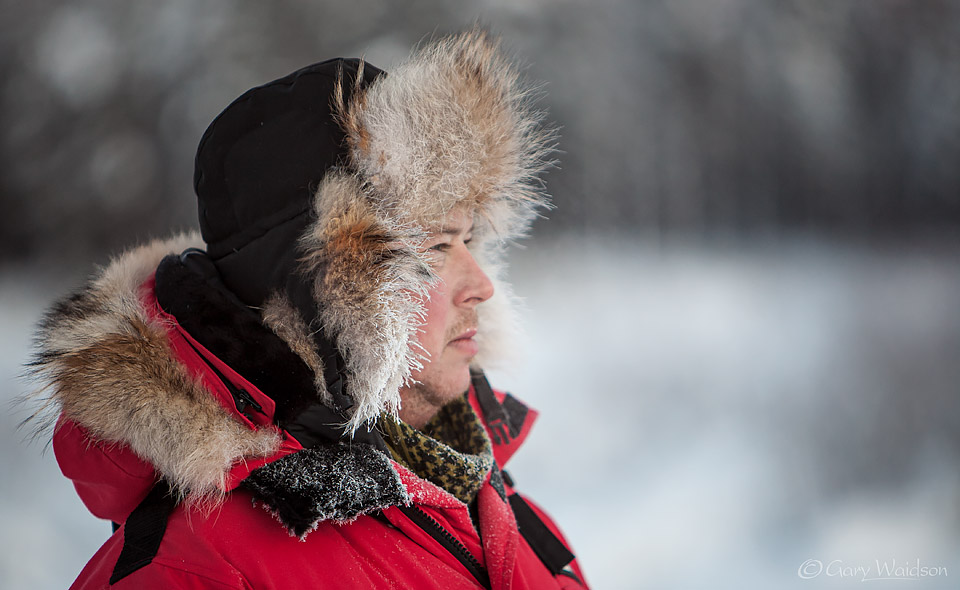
[458,249,495,306]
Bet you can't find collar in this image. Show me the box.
[380,397,494,504]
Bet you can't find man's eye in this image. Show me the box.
[429,243,451,252]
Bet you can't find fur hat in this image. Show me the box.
[195,29,555,432]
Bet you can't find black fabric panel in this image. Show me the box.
[285,402,388,452]
[241,443,407,537]
[471,373,504,421]
[156,249,377,449]
[109,482,178,584]
[281,260,354,414]
[508,493,576,576]
[154,252,319,426]
[206,208,311,309]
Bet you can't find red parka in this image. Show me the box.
[39,240,588,590]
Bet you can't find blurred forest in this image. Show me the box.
[2,0,959,266]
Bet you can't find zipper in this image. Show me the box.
[183,338,263,417]
[232,387,263,415]
[398,506,491,589]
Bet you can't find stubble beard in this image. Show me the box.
[401,310,479,427]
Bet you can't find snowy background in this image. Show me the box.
[495,235,960,589]
[3,1,960,589]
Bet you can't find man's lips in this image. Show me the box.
[452,328,477,341]
[448,328,479,355]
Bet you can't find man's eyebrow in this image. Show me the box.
[435,223,475,236]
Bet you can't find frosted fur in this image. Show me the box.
[339,29,555,237]
[299,173,434,432]
[473,274,523,371]
[28,233,281,503]
[261,293,332,406]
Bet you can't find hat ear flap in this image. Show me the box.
[298,173,436,432]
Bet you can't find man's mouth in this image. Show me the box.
[452,328,477,341]
[448,328,479,355]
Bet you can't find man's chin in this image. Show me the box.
[422,372,472,404]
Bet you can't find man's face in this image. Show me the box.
[398,207,495,427]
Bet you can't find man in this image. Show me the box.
[31,30,588,589]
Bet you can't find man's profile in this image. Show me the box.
[28,29,588,589]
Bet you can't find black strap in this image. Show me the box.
[470,372,527,445]
[109,481,179,584]
[508,494,576,576]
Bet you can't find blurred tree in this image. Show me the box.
[2,0,959,265]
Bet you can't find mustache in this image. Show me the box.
[445,310,478,342]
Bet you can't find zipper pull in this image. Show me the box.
[234,388,263,416]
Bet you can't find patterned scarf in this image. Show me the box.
[380,396,493,504]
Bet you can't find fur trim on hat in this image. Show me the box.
[304,29,555,431]
[337,29,554,240]
[299,173,433,429]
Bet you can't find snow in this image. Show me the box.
[2,235,959,589]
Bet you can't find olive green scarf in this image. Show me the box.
[380,396,493,504]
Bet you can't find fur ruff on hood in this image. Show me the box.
[29,234,281,502]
